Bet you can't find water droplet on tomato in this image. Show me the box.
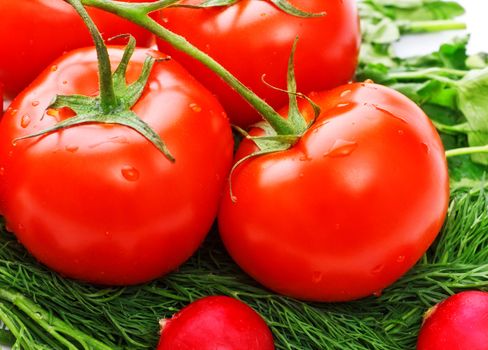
[20,115,31,128]
[121,165,139,182]
[17,223,25,232]
[371,264,385,275]
[324,139,357,158]
[312,271,323,284]
[50,65,58,72]
[309,91,318,98]
[31,101,40,107]
[0,167,4,176]
[189,103,202,113]
[398,130,405,135]
[340,89,352,97]
[396,255,406,263]
[161,17,169,23]
[46,108,60,118]
[299,154,312,161]
[5,222,13,232]
[373,290,383,297]
[372,104,408,124]
[65,145,79,153]
[421,143,430,154]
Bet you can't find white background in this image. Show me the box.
[396,0,488,56]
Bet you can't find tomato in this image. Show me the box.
[218,83,449,301]
[156,0,360,127]
[0,0,155,98]
[0,82,3,116]
[0,47,233,285]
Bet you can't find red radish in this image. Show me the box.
[157,296,275,350]
[417,291,488,350]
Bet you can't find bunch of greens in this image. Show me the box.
[0,189,488,350]
[0,0,487,349]
[358,0,488,188]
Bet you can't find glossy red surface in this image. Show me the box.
[0,47,233,285]
[219,83,449,301]
[157,296,275,350]
[157,0,360,126]
[0,0,155,98]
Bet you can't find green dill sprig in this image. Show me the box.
[0,188,487,349]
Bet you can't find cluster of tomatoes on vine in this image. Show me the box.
[0,1,473,349]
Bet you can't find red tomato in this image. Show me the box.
[0,82,3,116]
[0,47,233,285]
[156,0,360,127]
[218,83,449,301]
[0,0,155,98]
[417,291,488,350]
[157,296,275,349]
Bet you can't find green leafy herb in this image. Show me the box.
[1,188,488,349]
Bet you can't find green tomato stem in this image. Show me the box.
[401,20,467,34]
[66,0,118,112]
[80,0,297,135]
[446,145,488,158]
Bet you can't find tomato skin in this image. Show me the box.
[156,0,360,127]
[0,47,233,285]
[157,296,275,350]
[0,0,154,98]
[218,83,449,301]
[417,291,488,350]
[0,82,3,115]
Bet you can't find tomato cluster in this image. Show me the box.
[0,0,448,308]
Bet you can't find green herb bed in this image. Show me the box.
[1,0,488,349]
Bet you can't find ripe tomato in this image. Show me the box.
[218,83,449,301]
[0,47,233,285]
[0,82,3,116]
[156,0,360,127]
[0,0,155,98]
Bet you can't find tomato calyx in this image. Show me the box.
[14,0,175,162]
[180,0,326,18]
[237,38,321,148]
[228,38,321,201]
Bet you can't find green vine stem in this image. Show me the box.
[66,0,117,111]
[79,0,297,135]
